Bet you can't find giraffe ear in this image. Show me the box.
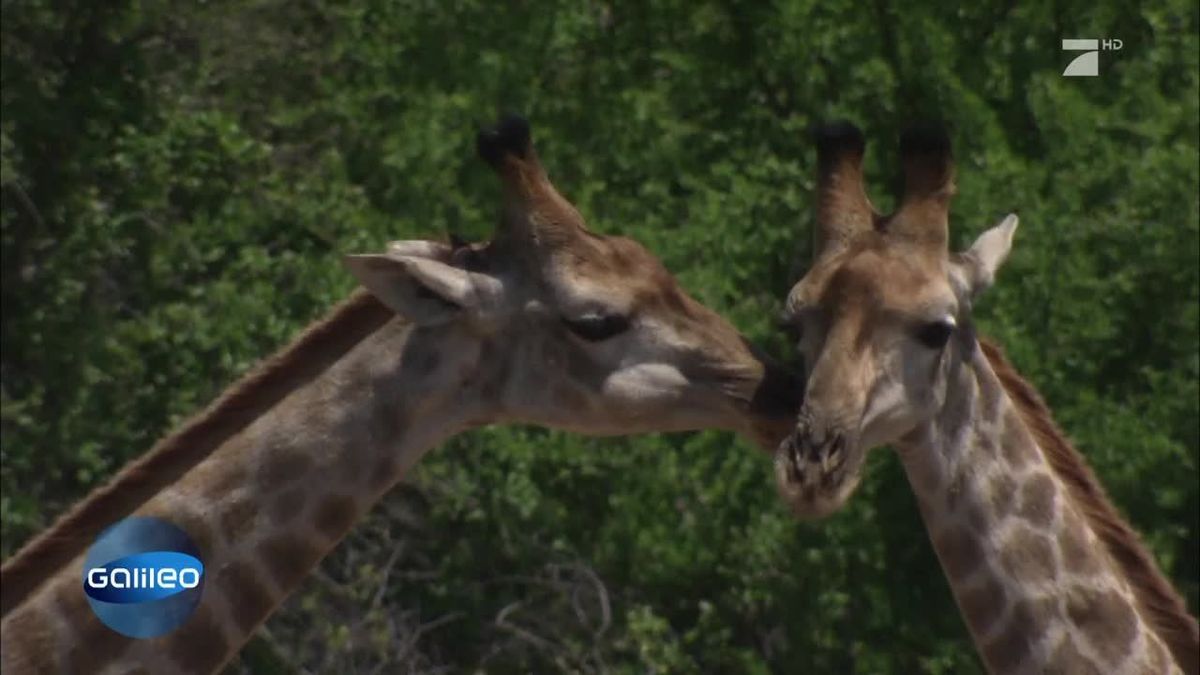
[956,214,1018,297]
[384,239,453,260]
[342,253,478,325]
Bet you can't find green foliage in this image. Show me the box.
[2,0,1196,672]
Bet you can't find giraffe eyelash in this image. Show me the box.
[562,313,631,342]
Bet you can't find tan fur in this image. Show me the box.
[1,117,801,674]
[982,339,1200,674]
[0,289,392,617]
[778,122,1196,674]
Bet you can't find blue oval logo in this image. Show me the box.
[82,517,205,638]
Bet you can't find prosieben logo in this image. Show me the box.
[1062,38,1123,77]
[82,517,206,638]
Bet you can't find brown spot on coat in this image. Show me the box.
[1065,586,1139,665]
[47,561,158,673]
[962,494,998,533]
[50,573,92,617]
[986,472,1017,520]
[958,577,1008,637]
[365,395,409,451]
[165,606,229,673]
[981,612,1034,673]
[4,602,62,673]
[339,454,365,483]
[369,456,398,492]
[1058,513,1104,577]
[52,571,129,672]
[259,533,323,589]
[313,494,358,540]
[944,470,968,512]
[213,560,277,633]
[1017,473,1058,530]
[1001,408,1038,469]
[195,462,248,504]
[65,612,130,673]
[256,447,314,487]
[218,495,258,544]
[980,596,1059,671]
[0,291,391,617]
[935,526,984,581]
[148,504,218,560]
[980,340,1198,673]
[268,487,307,525]
[999,527,1058,582]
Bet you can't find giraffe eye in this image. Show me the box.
[915,318,956,350]
[562,313,631,342]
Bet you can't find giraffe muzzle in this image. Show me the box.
[779,427,846,485]
[773,415,866,518]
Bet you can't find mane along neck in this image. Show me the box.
[978,339,1198,674]
[0,290,393,617]
[1,318,483,674]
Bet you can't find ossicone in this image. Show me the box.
[476,113,532,169]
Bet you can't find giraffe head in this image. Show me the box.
[776,122,1018,516]
[344,114,796,444]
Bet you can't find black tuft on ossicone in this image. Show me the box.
[476,113,532,168]
[811,120,866,168]
[899,121,953,161]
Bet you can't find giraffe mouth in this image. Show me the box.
[773,419,865,518]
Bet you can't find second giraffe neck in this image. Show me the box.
[1,318,489,674]
[895,344,1178,675]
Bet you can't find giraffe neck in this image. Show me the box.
[1,318,491,674]
[895,343,1179,675]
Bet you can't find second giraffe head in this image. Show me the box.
[777,122,1018,517]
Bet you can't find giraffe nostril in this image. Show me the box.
[818,436,839,470]
[830,440,848,472]
[808,427,827,448]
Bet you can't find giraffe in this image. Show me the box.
[0,114,801,674]
[774,121,1199,674]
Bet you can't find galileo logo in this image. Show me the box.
[82,517,205,638]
